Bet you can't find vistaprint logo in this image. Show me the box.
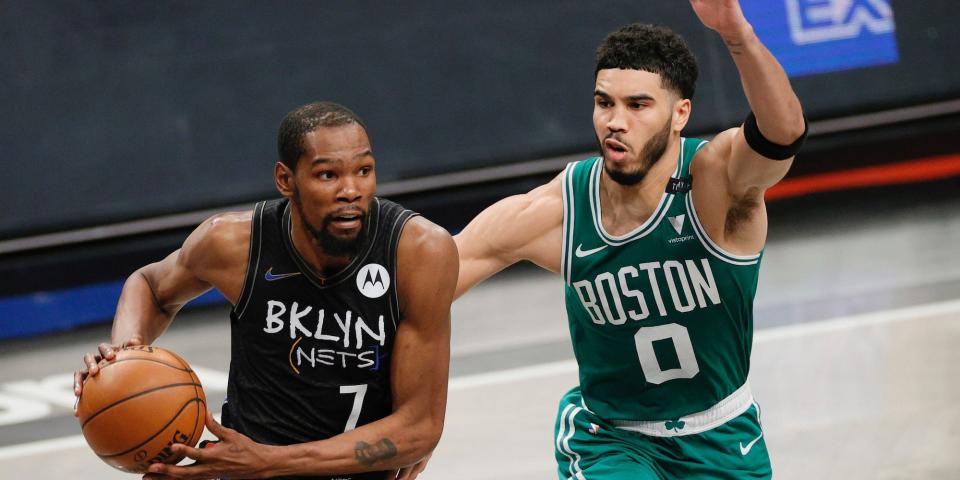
[668,215,693,244]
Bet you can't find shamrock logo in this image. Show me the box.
[664,419,686,432]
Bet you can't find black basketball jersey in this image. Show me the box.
[224,197,416,480]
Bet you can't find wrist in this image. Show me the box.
[720,22,755,47]
[262,444,291,477]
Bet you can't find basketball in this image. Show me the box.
[76,345,207,473]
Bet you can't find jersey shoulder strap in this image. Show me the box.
[232,200,272,318]
[679,137,709,179]
[561,157,601,283]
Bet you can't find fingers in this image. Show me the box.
[397,460,428,480]
[146,462,197,480]
[82,338,138,381]
[142,473,177,480]
[73,370,85,396]
[397,466,419,480]
[170,442,203,462]
[98,342,119,362]
[83,352,101,377]
[143,444,204,480]
[77,338,137,410]
[407,461,428,480]
[73,370,86,416]
[204,410,230,438]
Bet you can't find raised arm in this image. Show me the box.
[73,211,250,399]
[689,0,806,195]
[454,173,565,298]
[145,216,459,479]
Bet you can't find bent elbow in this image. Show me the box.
[423,417,444,452]
[758,119,805,146]
[409,418,443,462]
[782,118,807,145]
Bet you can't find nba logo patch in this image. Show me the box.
[589,423,600,435]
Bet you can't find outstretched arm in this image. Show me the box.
[454,174,565,298]
[144,217,459,479]
[690,0,805,194]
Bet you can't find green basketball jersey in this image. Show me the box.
[561,137,762,422]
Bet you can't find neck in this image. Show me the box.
[289,211,353,278]
[598,136,681,234]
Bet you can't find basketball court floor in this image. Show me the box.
[1,192,958,479]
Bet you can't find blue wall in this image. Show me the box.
[0,281,224,340]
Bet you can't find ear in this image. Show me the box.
[672,98,692,133]
[275,161,296,198]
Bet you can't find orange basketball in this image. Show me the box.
[76,345,207,473]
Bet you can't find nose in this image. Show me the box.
[606,106,627,134]
[337,176,362,203]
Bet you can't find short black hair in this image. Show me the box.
[595,24,698,100]
[277,101,368,170]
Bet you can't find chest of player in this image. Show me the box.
[234,255,399,381]
[568,215,739,329]
[562,144,761,331]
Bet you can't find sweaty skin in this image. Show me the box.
[75,123,457,480]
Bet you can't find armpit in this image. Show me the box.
[724,192,761,236]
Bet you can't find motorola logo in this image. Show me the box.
[357,263,390,298]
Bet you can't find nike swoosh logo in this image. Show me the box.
[264,268,302,282]
[739,432,763,456]
[574,244,608,258]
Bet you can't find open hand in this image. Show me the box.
[73,335,144,414]
[142,410,277,480]
[689,0,751,39]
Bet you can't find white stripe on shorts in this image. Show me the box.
[556,404,586,480]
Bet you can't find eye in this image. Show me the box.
[629,102,646,110]
[595,97,612,108]
[316,170,336,180]
[358,166,373,176]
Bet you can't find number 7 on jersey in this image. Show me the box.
[340,384,367,432]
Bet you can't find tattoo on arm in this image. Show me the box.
[354,438,398,466]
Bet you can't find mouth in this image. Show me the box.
[604,138,629,162]
[329,209,364,230]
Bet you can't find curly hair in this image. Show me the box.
[595,24,699,100]
[277,102,368,170]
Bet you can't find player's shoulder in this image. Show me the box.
[198,210,253,249]
[396,216,458,299]
[690,129,736,177]
[520,168,566,214]
[181,210,253,270]
[207,210,254,232]
[398,216,456,260]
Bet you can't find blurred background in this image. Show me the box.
[1,1,958,479]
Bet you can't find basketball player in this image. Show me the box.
[73,102,457,480]
[455,1,805,478]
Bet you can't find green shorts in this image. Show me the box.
[554,387,771,479]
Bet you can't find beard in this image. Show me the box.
[292,190,368,258]
[602,116,673,186]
